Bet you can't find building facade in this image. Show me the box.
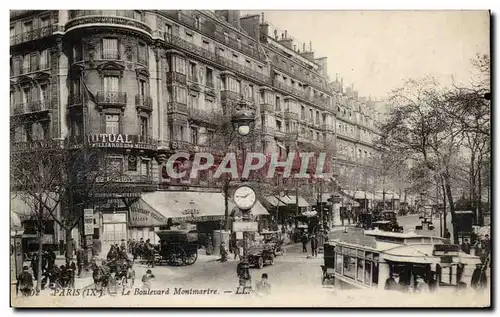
[10,10,384,250]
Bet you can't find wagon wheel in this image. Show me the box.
[182,249,198,265]
[168,246,186,266]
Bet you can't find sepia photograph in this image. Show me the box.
[8,6,491,308]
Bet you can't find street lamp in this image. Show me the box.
[231,99,256,287]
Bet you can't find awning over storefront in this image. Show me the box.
[129,191,269,227]
[262,195,286,207]
[278,195,310,207]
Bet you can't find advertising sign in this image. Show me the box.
[84,209,94,236]
[85,134,157,150]
[232,221,259,232]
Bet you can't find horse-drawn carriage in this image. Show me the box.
[154,229,199,266]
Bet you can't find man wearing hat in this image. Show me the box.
[384,272,400,291]
[141,269,155,290]
[471,263,487,292]
[255,273,271,296]
[17,266,34,296]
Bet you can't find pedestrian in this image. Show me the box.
[17,266,34,296]
[384,273,400,291]
[311,234,318,257]
[30,252,39,281]
[444,229,451,240]
[141,269,155,290]
[120,239,126,250]
[76,246,86,277]
[301,233,308,253]
[255,273,271,296]
[46,248,56,270]
[461,239,471,254]
[234,240,241,260]
[471,263,487,292]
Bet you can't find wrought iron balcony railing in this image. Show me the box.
[66,14,151,35]
[216,55,271,84]
[68,94,83,107]
[220,90,242,102]
[96,91,127,106]
[10,24,63,46]
[167,102,188,114]
[12,100,51,115]
[166,71,187,85]
[187,107,223,124]
[135,95,153,111]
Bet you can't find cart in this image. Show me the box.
[155,229,199,266]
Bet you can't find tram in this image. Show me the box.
[321,229,481,292]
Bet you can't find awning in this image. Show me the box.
[278,195,310,207]
[130,191,269,227]
[262,195,286,207]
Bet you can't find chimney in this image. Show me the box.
[284,30,288,39]
[309,41,312,51]
[303,43,306,52]
[260,22,270,43]
[300,51,315,61]
[341,78,344,93]
[261,12,264,23]
[293,44,296,51]
[274,29,278,39]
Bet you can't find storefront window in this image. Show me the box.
[357,257,364,282]
[335,251,342,274]
[364,260,372,285]
[343,248,356,279]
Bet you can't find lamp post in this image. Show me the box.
[231,99,257,287]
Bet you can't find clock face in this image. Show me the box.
[233,186,256,210]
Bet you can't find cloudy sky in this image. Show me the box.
[243,10,490,100]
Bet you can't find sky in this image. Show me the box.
[243,10,490,100]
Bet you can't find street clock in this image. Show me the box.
[233,185,257,211]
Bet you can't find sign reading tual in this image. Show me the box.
[86,134,156,149]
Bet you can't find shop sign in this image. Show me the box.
[129,209,168,227]
[433,244,460,257]
[103,213,127,223]
[233,221,258,232]
[83,209,94,235]
[85,134,157,150]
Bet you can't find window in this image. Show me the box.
[133,10,142,21]
[276,120,282,132]
[206,99,214,111]
[102,38,119,59]
[335,251,343,274]
[72,78,81,98]
[175,87,187,104]
[165,24,172,39]
[276,96,281,111]
[190,127,198,144]
[343,249,356,279]
[207,130,214,146]
[179,125,184,141]
[128,155,137,171]
[205,68,213,87]
[258,65,263,73]
[309,109,313,121]
[316,111,320,124]
[103,76,119,92]
[195,16,200,29]
[188,95,198,109]
[10,91,15,106]
[10,26,14,38]
[223,31,229,42]
[232,53,238,63]
[40,84,48,102]
[174,56,186,74]
[218,47,225,57]
[22,87,30,103]
[40,50,49,69]
[40,17,50,28]
[140,116,148,137]
[24,123,33,142]
[189,62,197,81]
[22,54,29,73]
[139,79,147,97]
[138,42,147,64]
[185,32,193,42]
[316,132,320,141]
[260,90,265,103]
[248,84,254,100]
[301,106,305,119]
[32,122,44,141]
[105,114,120,134]
[30,53,38,72]
[245,59,251,69]
[23,21,33,33]
[140,160,150,177]
[202,40,210,51]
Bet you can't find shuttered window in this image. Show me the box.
[102,38,118,59]
[103,76,119,92]
[40,50,49,69]
[22,54,29,73]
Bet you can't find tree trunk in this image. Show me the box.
[443,174,458,244]
[478,162,483,225]
[36,230,43,293]
[470,154,477,223]
[65,228,73,262]
[441,178,447,233]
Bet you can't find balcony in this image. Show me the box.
[260,103,274,113]
[167,102,188,114]
[158,11,266,61]
[12,100,51,116]
[11,139,61,153]
[65,12,151,36]
[284,111,299,121]
[11,24,64,46]
[322,124,334,132]
[135,95,153,111]
[96,91,127,106]
[274,130,285,139]
[261,127,275,135]
[166,71,187,85]
[187,107,223,124]
[164,33,217,62]
[95,175,157,192]
[68,94,83,108]
[271,55,329,93]
[216,55,271,84]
